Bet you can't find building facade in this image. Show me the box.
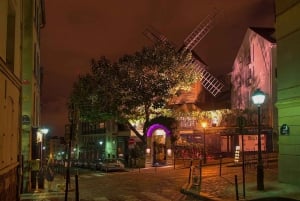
[74,119,130,166]
[144,27,278,166]
[0,0,45,198]
[0,1,23,200]
[275,0,300,186]
[47,136,65,162]
[230,27,277,151]
[21,0,45,193]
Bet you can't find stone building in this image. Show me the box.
[275,0,300,186]
[74,119,130,165]
[0,1,23,199]
[230,27,277,151]
[21,0,46,192]
[0,0,45,199]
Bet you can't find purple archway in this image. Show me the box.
[146,123,170,137]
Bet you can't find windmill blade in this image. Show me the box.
[183,9,219,51]
[143,26,169,44]
[192,59,224,97]
[142,21,224,97]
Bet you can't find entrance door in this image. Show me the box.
[152,129,166,166]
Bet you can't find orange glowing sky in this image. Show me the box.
[40,0,275,136]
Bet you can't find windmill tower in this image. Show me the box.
[143,10,224,97]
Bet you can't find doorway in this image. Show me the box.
[152,129,166,166]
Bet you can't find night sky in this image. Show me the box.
[40,0,275,136]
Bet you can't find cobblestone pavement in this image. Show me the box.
[21,166,192,201]
[20,157,300,201]
[182,162,300,201]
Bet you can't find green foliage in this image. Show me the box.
[117,43,195,119]
[69,43,200,143]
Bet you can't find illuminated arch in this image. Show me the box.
[146,123,170,137]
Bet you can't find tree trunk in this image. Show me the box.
[126,121,145,144]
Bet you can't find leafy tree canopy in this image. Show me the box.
[69,42,200,143]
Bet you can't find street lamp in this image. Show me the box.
[36,127,49,189]
[99,140,103,159]
[201,122,207,164]
[251,88,266,191]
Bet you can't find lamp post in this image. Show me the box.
[251,88,266,191]
[40,128,49,162]
[37,127,49,189]
[39,128,49,165]
[99,141,103,159]
[201,122,207,164]
[65,104,75,201]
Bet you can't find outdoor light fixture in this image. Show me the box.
[39,128,49,163]
[251,89,266,106]
[201,121,207,164]
[167,148,172,156]
[40,128,49,135]
[34,127,49,190]
[251,88,266,191]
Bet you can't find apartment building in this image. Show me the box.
[0,1,45,199]
[21,0,45,192]
[0,1,23,199]
[230,27,277,151]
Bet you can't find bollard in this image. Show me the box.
[235,175,239,200]
[192,166,200,186]
[188,159,193,184]
[188,166,192,184]
[173,158,176,170]
[35,172,39,192]
[75,174,79,201]
[219,154,222,176]
[199,159,202,186]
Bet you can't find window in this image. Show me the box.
[99,122,105,128]
[81,122,106,134]
[6,3,16,72]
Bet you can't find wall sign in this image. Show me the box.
[22,115,30,125]
[280,124,289,135]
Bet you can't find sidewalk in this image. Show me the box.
[180,158,300,201]
[21,174,68,201]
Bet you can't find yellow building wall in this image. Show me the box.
[0,0,23,200]
[276,0,300,186]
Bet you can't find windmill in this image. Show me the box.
[143,9,224,97]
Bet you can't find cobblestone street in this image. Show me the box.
[20,158,300,201]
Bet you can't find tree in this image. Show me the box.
[69,42,200,144]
